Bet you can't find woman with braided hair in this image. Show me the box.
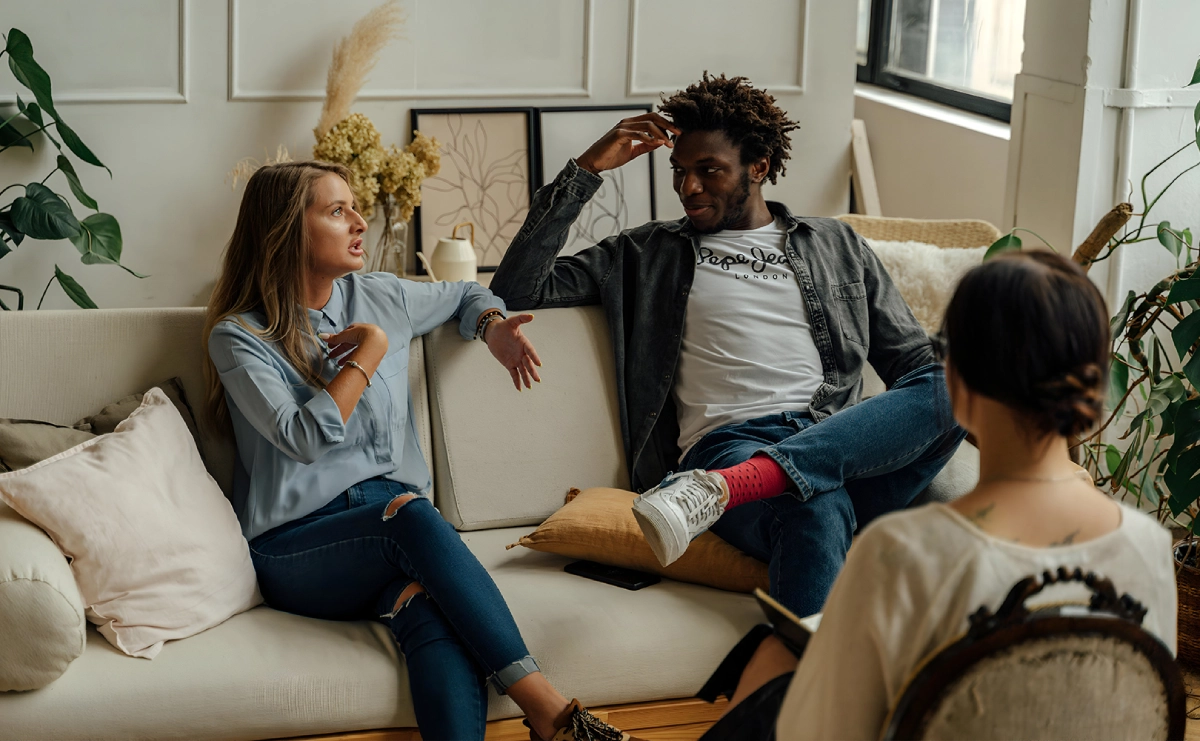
[704,249,1177,740]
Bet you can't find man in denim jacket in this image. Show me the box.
[492,75,964,622]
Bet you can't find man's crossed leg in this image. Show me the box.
[633,363,966,617]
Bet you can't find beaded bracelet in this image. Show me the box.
[474,309,505,340]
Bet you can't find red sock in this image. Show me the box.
[712,455,790,510]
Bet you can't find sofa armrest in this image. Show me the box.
[0,502,86,691]
[912,441,979,506]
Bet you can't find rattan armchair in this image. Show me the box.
[836,214,1003,250]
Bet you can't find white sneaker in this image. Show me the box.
[632,470,729,566]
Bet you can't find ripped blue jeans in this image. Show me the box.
[249,478,538,741]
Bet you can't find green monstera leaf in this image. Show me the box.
[9,183,81,240]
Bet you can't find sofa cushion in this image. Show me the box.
[0,527,761,739]
[426,306,629,530]
[469,527,762,718]
[513,487,769,593]
[0,378,202,473]
[0,420,94,473]
[0,389,261,659]
[0,501,86,692]
[77,376,202,441]
[0,608,413,740]
[912,440,980,506]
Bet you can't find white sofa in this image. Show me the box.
[0,304,978,740]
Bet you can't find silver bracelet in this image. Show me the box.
[343,360,372,387]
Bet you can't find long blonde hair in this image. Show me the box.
[203,160,354,428]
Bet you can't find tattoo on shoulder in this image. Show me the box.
[1050,529,1081,547]
[968,503,995,524]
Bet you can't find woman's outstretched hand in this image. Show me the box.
[484,314,542,390]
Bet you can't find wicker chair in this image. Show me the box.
[836,214,1003,250]
[881,568,1185,741]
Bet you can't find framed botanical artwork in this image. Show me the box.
[537,105,658,256]
[411,107,537,272]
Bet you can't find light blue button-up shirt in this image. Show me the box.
[208,272,505,540]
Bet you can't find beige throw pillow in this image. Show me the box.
[0,388,261,659]
[0,377,200,472]
[0,421,94,472]
[513,487,768,593]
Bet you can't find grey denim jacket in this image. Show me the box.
[491,160,934,492]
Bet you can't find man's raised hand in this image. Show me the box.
[575,112,681,175]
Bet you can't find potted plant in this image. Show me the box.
[987,58,1200,664]
[0,28,141,309]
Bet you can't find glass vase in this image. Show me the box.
[370,193,410,277]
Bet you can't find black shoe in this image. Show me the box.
[696,623,774,702]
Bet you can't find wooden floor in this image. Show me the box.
[292,697,728,741]
[297,671,1200,740]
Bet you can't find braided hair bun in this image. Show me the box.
[1035,363,1106,437]
[941,250,1109,438]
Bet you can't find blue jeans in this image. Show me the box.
[681,363,965,618]
[249,478,538,741]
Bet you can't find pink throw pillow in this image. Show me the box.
[0,388,261,658]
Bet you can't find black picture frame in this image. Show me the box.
[411,107,537,273]
[536,104,658,257]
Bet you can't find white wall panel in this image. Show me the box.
[229,0,591,100]
[1010,92,1081,251]
[626,0,806,95]
[0,0,186,103]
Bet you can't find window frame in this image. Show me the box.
[857,0,1013,123]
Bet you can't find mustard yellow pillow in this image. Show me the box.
[511,487,768,593]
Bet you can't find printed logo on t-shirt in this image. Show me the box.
[696,245,791,281]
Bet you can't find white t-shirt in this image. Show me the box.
[673,219,824,457]
[774,502,1177,741]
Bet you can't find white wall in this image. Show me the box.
[853,86,1009,226]
[1004,0,1200,304]
[0,0,857,310]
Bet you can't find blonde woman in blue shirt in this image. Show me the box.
[204,161,634,741]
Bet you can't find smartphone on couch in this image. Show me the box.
[564,560,661,591]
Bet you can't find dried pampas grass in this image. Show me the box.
[314,0,405,140]
[227,145,294,190]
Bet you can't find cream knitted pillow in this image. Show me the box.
[865,239,988,334]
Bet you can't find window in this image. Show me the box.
[857,0,1026,121]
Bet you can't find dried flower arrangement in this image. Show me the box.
[310,0,439,270]
[230,0,440,275]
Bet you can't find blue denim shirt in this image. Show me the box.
[208,272,505,539]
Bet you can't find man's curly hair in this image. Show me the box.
[658,73,800,185]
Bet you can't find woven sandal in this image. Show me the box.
[525,699,644,741]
